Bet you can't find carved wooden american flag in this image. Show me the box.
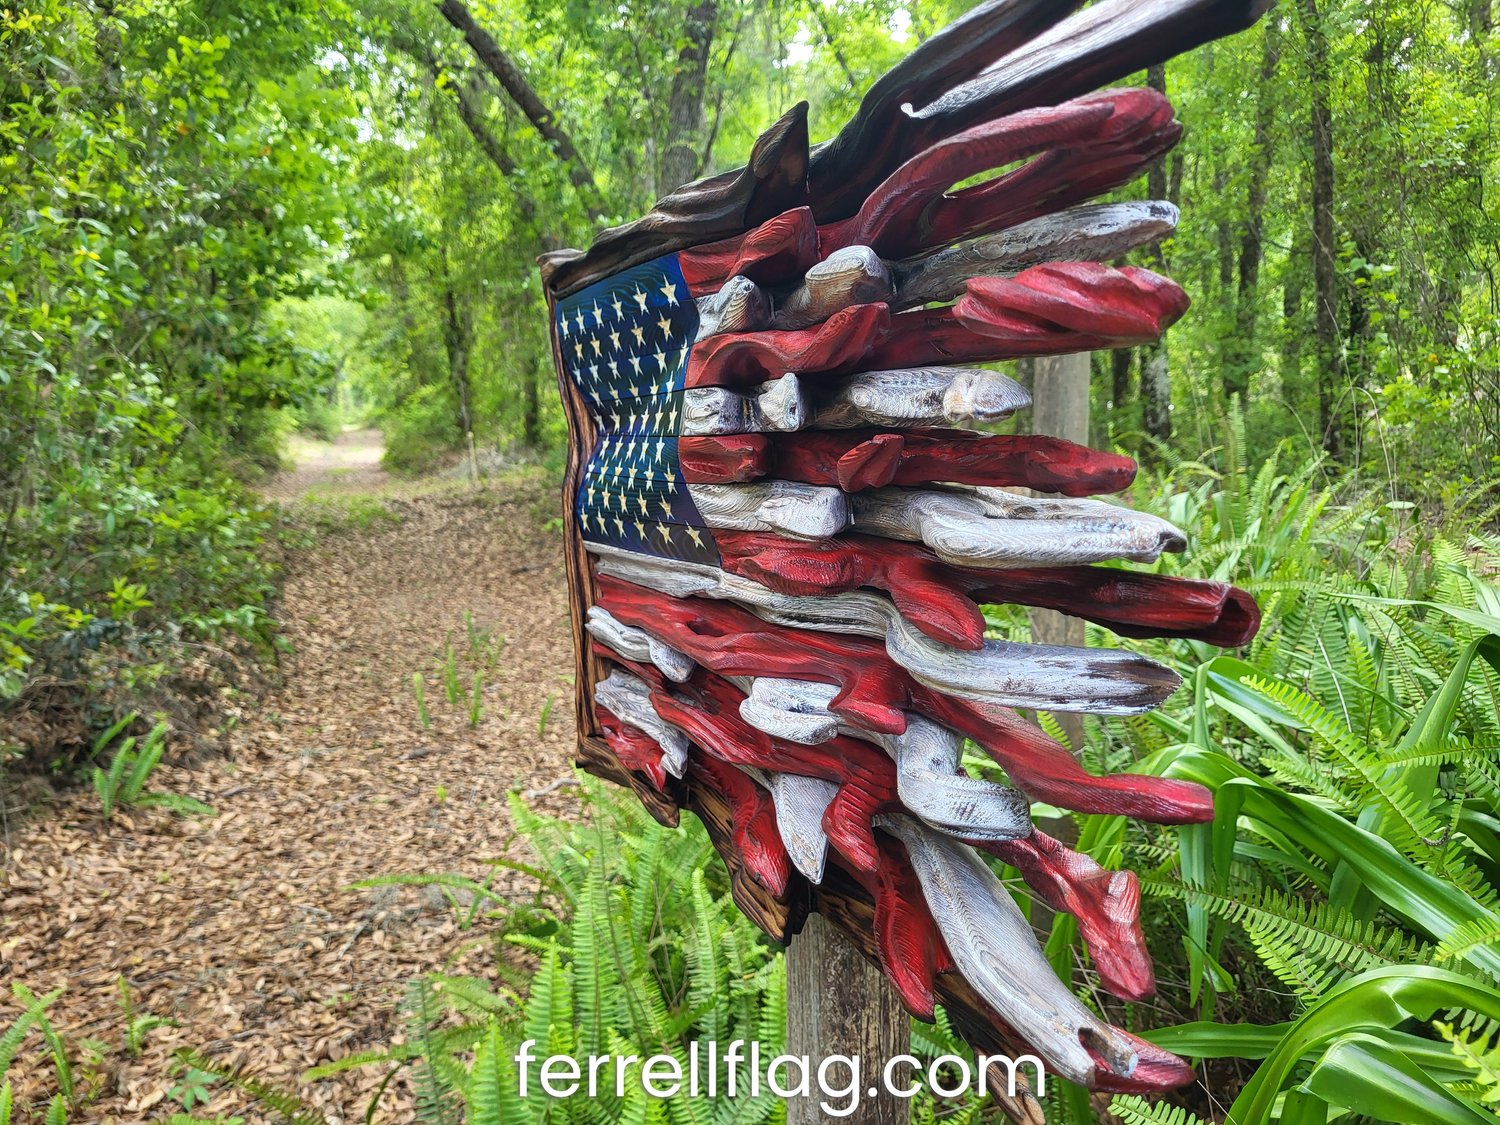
[542,0,1272,1107]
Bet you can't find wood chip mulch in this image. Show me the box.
[1,459,582,1122]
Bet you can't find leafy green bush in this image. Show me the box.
[981,427,1500,1123]
[381,386,460,476]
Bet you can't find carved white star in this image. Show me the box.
[591,336,602,356]
[653,349,667,371]
[659,280,678,306]
[611,295,624,319]
[613,515,626,536]
[634,519,648,539]
[573,341,583,359]
[608,329,621,351]
[655,522,673,545]
[687,526,704,548]
[575,309,585,332]
[631,324,646,346]
[656,314,672,338]
[633,286,648,312]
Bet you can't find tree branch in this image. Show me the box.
[434,0,604,216]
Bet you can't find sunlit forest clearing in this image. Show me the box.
[2,1,1500,1122]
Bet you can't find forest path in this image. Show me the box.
[1,457,580,1121]
[262,427,391,502]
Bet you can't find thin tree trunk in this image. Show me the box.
[1297,0,1343,458]
[435,0,604,215]
[1282,218,1307,389]
[1228,20,1282,402]
[1140,63,1173,443]
[93,0,121,102]
[441,250,475,442]
[661,0,717,193]
[1110,347,1134,412]
[523,359,542,448]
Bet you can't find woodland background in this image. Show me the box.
[3,2,1500,1123]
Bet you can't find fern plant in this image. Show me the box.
[987,437,1500,1122]
[91,721,214,821]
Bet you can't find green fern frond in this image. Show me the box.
[1436,916,1500,965]
[1436,1020,1500,1106]
[1108,1094,1211,1124]
[174,1048,323,1125]
[1142,880,1437,997]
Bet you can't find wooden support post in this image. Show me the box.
[786,913,910,1124]
[1027,352,1091,752]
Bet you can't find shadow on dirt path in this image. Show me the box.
[1,450,580,1121]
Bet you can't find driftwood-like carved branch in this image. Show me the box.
[585,606,695,682]
[735,676,1032,843]
[540,102,811,296]
[680,428,1136,495]
[893,200,1179,308]
[816,90,1179,263]
[591,544,1180,715]
[850,487,1186,568]
[811,367,1030,429]
[879,814,1138,1086]
[594,668,691,778]
[713,530,1259,650]
[694,275,771,339]
[686,480,850,539]
[681,374,806,435]
[766,771,838,883]
[770,246,893,330]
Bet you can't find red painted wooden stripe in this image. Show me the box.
[713,530,1260,650]
[679,429,1137,495]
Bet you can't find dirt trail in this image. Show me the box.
[1,434,580,1121]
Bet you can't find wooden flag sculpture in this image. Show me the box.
[541,0,1270,1107]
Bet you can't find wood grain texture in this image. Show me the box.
[679,428,1136,495]
[894,200,1179,308]
[591,544,1181,716]
[593,576,1215,824]
[850,486,1186,568]
[811,366,1030,429]
[785,913,910,1125]
[713,530,1260,649]
[816,89,1179,262]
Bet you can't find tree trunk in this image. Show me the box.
[441,251,475,441]
[93,0,122,102]
[1110,346,1134,413]
[435,0,604,216]
[523,358,542,448]
[1297,0,1344,458]
[661,0,717,193]
[1140,64,1173,443]
[1227,20,1282,403]
[1282,217,1308,391]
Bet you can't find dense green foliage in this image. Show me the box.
[1032,441,1500,1122]
[0,1,357,762]
[6,0,1500,1120]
